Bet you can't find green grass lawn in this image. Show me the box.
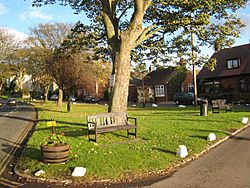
[17,102,250,182]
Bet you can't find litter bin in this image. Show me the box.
[200,99,208,116]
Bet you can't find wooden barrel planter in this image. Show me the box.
[41,143,70,164]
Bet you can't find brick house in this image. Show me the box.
[128,77,141,103]
[181,72,194,92]
[129,67,189,103]
[197,44,250,103]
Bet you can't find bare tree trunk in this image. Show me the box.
[142,78,145,108]
[0,82,3,96]
[67,97,71,112]
[44,86,49,102]
[57,88,63,106]
[95,80,99,95]
[103,1,150,113]
[109,43,131,113]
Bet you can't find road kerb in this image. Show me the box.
[173,124,250,170]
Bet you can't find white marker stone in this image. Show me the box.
[207,133,216,141]
[152,103,158,107]
[177,145,188,158]
[34,170,45,177]
[71,167,87,177]
[241,117,248,124]
[179,105,186,108]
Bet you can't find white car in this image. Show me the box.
[70,96,76,102]
[7,98,16,106]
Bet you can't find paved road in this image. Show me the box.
[0,99,35,187]
[143,126,250,188]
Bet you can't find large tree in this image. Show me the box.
[26,23,72,105]
[0,28,19,94]
[31,0,247,112]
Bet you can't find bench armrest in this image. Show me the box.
[127,116,137,126]
[87,121,96,130]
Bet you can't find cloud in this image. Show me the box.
[1,27,28,41]
[0,3,7,15]
[20,10,52,20]
[240,14,250,36]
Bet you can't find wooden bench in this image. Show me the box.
[87,112,137,142]
[212,99,233,113]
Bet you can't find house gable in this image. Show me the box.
[197,44,250,79]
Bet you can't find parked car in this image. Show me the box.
[173,92,203,105]
[70,95,76,102]
[50,94,58,100]
[7,98,16,106]
[85,96,99,103]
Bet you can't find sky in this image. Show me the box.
[0,0,250,57]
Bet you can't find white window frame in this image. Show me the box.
[188,83,194,91]
[155,85,165,97]
[227,59,240,69]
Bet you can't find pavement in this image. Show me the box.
[142,125,250,188]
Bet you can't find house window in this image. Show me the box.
[155,85,165,97]
[227,59,240,69]
[240,79,247,92]
[204,81,220,93]
[204,82,213,93]
[214,81,220,93]
[188,83,194,92]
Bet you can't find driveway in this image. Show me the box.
[143,126,250,188]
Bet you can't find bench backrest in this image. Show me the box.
[212,99,226,107]
[212,100,219,107]
[87,112,128,127]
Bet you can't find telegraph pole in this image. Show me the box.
[191,31,197,106]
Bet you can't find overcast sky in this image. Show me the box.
[0,0,250,57]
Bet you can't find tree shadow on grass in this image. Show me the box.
[65,129,89,137]
[193,129,231,136]
[166,118,239,124]
[35,125,89,137]
[152,147,176,156]
[38,119,86,127]
[38,107,68,114]
[23,147,42,161]
[189,135,207,140]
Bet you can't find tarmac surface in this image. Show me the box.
[0,99,35,188]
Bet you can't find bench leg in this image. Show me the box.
[88,130,90,141]
[212,107,219,113]
[127,129,137,138]
[95,132,98,143]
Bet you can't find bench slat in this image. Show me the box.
[94,124,137,134]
